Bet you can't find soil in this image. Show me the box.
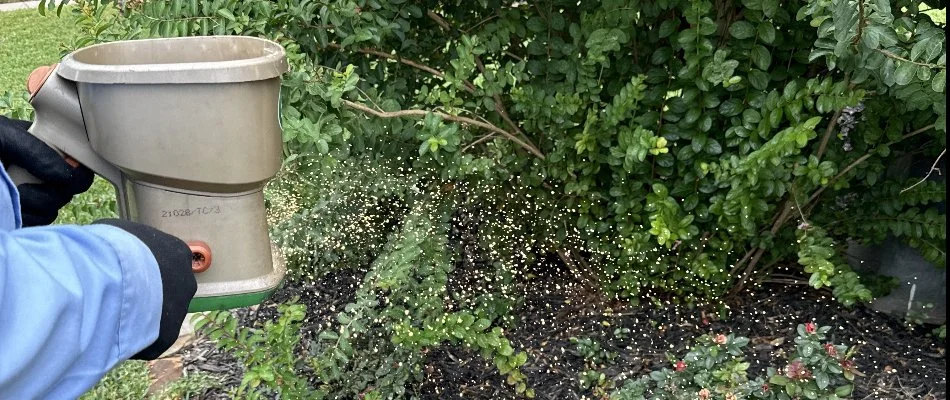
[180,265,946,400]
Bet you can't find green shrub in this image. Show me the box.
[51,0,946,305]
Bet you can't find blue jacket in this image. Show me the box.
[0,168,163,399]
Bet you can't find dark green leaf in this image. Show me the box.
[699,18,717,36]
[729,21,756,39]
[677,29,697,45]
[658,19,679,38]
[761,0,779,16]
[651,47,673,65]
[816,372,830,389]
[758,23,776,44]
[550,13,566,30]
[526,17,546,33]
[705,139,722,154]
[692,136,707,152]
[894,61,917,85]
[216,8,236,22]
[743,109,762,126]
[742,0,762,10]
[749,69,770,90]
[751,45,772,70]
[923,38,943,62]
[862,25,883,49]
[720,99,744,116]
[911,38,930,61]
[933,70,946,93]
[683,195,699,210]
[835,384,854,397]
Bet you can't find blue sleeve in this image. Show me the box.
[0,173,163,398]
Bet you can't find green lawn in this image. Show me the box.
[0,7,120,225]
[0,8,77,93]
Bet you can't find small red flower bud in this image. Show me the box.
[675,360,687,372]
[840,359,855,371]
[713,334,728,345]
[785,360,812,380]
[698,388,711,400]
[805,322,817,334]
[761,383,770,392]
[824,343,837,356]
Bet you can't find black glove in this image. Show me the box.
[93,218,198,360]
[0,115,94,226]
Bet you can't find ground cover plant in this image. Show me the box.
[5,0,948,398]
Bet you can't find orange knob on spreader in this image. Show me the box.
[27,64,57,96]
[188,241,212,273]
[26,63,80,169]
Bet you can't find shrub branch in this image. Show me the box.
[342,99,546,159]
[731,122,936,295]
[426,10,539,152]
[807,123,935,204]
[816,108,844,159]
[877,49,948,70]
[901,148,945,194]
[327,43,477,93]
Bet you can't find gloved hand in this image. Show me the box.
[93,219,198,360]
[0,115,94,226]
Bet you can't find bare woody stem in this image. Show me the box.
[342,99,546,159]
[426,10,539,151]
[901,148,946,194]
[816,108,843,160]
[328,21,540,156]
[730,122,936,294]
[460,133,496,153]
[807,123,935,204]
[327,43,477,93]
[877,49,948,70]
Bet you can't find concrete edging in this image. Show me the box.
[0,1,42,12]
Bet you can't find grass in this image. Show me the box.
[0,6,119,224]
[78,360,222,400]
[0,8,77,93]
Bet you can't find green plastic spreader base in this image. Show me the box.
[187,285,281,312]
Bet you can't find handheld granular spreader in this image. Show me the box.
[10,36,289,312]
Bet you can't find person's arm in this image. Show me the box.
[0,115,196,398]
[0,224,163,399]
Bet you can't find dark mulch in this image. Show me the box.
[180,264,946,400]
[179,268,365,398]
[419,265,947,400]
